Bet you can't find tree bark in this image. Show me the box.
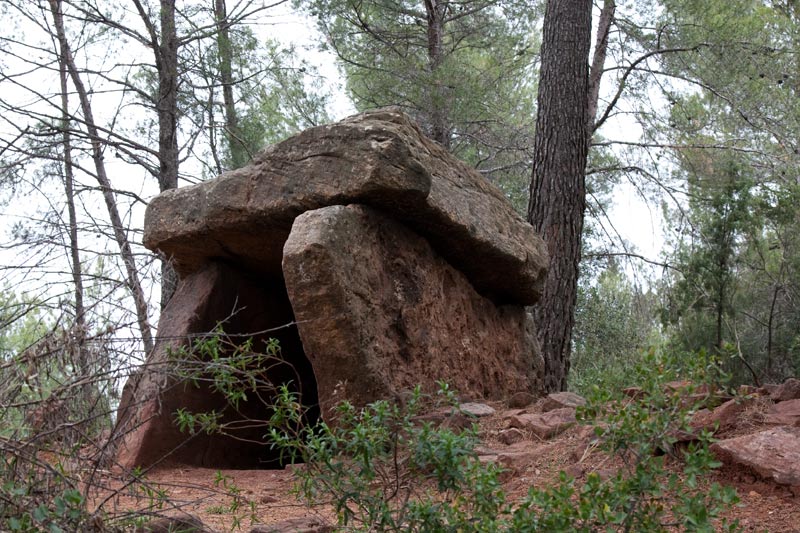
[48,0,155,356]
[213,0,246,169]
[57,41,89,380]
[158,0,180,308]
[527,0,593,392]
[423,0,450,148]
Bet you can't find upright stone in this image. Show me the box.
[282,204,543,415]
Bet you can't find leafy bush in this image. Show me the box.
[267,383,507,532]
[261,348,741,532]
[522,347,741,532]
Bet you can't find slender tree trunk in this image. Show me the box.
[57,43,89,382]
[213,0,246,169]
[48,0,155,356]
[588,0,615,134]
[158,0,180,308]
[423,0,450,148]
[527,0,593,392]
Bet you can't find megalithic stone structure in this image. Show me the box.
[113,109,548,470]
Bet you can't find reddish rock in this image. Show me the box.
[711,426,800,487]
[495,442,540,473]
[705,398,755,430]
[765,399,800,426]
[498,428,526,445]
[769,378,800,402]
[570,425,601,462]
[413,409,472,431]
[563,463,585,479]
[508,391,536,408]
[507,408,576,439]
[540,391,586,412]
[145,109,547,305]
[460,402,496,417]
[283,205,543,415]
[113,262,314,470]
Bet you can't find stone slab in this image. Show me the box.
[282,204,544,416]
[144,110,547,304]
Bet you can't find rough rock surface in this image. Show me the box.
[114,262,314,469]
[711,426,800,487]
[541,391,586,412]
[765,399,800,426]
[769,378,800,402]
[282,204,543,415]
[507,408,577,439]
[460,403,497,417]
[693,398,754,431]
[119,111,548,469]
[144,109,547,305]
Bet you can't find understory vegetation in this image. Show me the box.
[0,329,745,532]
[2,0,799,530]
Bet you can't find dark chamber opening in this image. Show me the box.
[167,264,318,469]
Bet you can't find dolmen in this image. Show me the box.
[113,109,548,469]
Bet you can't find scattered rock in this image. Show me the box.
[507,408,576,439]
[540,392,586,412]
[414,409,472,431]
[497,428,526,445]
[496,442,541,473]
[765,399,800,426]
[249,517,333,533]
[135,514,205,532]
[769,378,800,402]
[711,426,800,487]
[664,380,694,393]
[570,425,601,462]
[507,391,536,408]
[758,383,778,396]
[703,398,756,431]
[460,402,496,417]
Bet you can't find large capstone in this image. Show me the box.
[114,109,548,470]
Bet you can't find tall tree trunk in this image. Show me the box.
[57,42,89,382]
[48,0,155,356]
[158,0,180,308]
[213,0,246,169]
[527,0,593,392]
[424,0,450,148]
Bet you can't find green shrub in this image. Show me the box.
[262,349,741,532]
[173,333,742,532]
[517,347,741,532]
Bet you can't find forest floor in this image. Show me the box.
[95,398,800,532]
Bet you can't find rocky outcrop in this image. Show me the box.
[114,110,547,469]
